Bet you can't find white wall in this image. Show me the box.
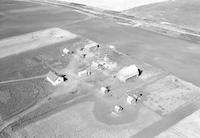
[58,0,168,11]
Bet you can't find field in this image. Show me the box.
[0,28,77,59]
[143,75,200,116]
[12,101,161,138]
[156,109,200,138]
[0,78,54,123]
[123,0,200,30]
[0,36,83,82]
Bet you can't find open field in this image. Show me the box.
[143,75,200,116]
[0,28,77,59]
[0,78,54,123]
[156,109,200,138]
[0,36,82,82]
[12,101,161,138]
[123,0,200,31]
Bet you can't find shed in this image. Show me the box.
[127,95,135,104]
[117,65,142,82]
[84,42,99,50]
[78,70,91,77]
[114,105,124,112]
[100,86,110,94]
[46,71,64,86]
[62,48,69,54]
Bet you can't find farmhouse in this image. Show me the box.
[117,64,142,82]
[46,71,64,86]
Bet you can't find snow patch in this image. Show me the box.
[57,0,169,11]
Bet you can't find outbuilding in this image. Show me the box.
[62,48,69,55]
[46,71,64,86]
[100,86,110,94]
[127,95,135,104]
[114,105,124,112]
[116,64,142,82]
[78,70,91,77]
[84,42,99,50]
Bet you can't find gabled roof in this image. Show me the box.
[47,71,59,81]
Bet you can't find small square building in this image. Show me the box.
[114,105,124,112]
[46,71,64,86]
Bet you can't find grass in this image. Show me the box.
[123,0,200,30]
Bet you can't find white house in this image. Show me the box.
[116,64,142,82]
[46,71,64,86]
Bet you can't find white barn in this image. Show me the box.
[46,71,64,86]
[116,64,141,82]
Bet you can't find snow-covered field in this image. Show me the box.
[58,0,169,11]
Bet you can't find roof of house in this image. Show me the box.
[119,65,138,74]
[47,71,59,81]
[84,42,98,49]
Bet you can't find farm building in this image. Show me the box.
[127,93,143,104]
[116,64,142,82]
[127,95,135,104]
[62,48,69,55]
[46,71,64,86]
[114,105,124,112]
[100,86,110,94]
[78,70,91,77]
[84,42,99,50]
